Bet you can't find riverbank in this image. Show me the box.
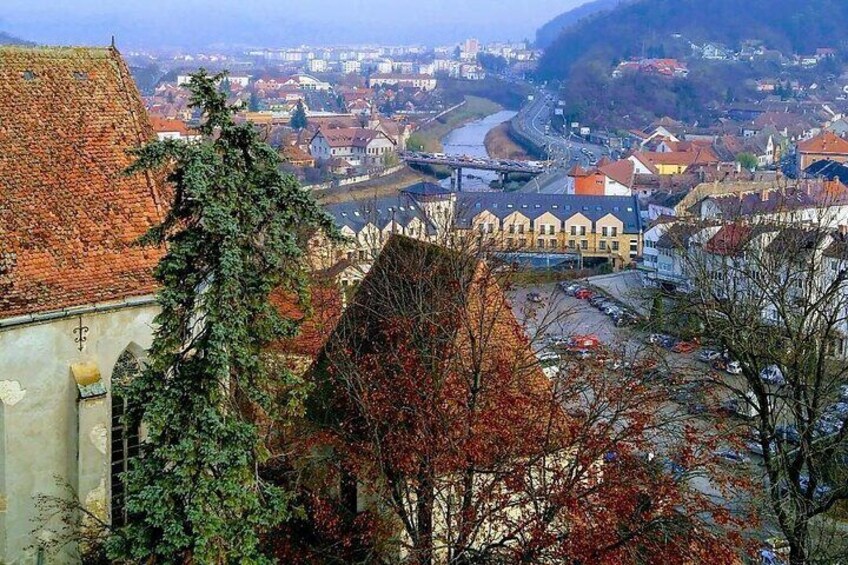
[484,122,532,160]
[315,166,437,205]
[408,95,503,154]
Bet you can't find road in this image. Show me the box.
[511,91,608,173]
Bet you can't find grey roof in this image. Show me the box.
[402,181,454,197]
[326,193,435,234]
[455,193,642,234]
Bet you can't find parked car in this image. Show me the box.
[613,311,639,327]
[713,449,750,465]
[603,304,622,317]
[722,360,742,375]
[537,350,560,379]
[745,438,777,457]
[760,365,786,386]
[589,295,607,307]
[698,349,722,363]
[526,292,543,304]
[559,282,580,295]
[672,340,699,354]
[575,289,594,300]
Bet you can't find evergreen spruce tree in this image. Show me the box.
[106,70,335,563]
[291,100,308,130]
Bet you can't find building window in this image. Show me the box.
[580,226,587,236]
[611,227,618,237]
[548,225,555,235]
[537,238,545,248]
[518,225,525,234]
[568,240,576,248]
[549,239,558,248]
[602,227,609,237]
[612,241,620,251]
[508,224,515,234]
[570,226,577,236]
[111,350,142,527]
[600,241,607,250]
[581,240,588,250]
[506,237,514,247]
[630,239,638,252]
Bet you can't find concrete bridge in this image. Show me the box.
[400,151,547,191]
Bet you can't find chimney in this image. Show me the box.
[760,189,769,202]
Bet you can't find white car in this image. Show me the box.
[698,349,722,363]
[760,365,786,385]
[726,361,742,375]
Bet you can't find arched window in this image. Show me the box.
[110,350,142,527]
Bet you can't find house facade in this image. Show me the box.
[309,128,397,167]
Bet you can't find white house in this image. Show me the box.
[309,128,397,167]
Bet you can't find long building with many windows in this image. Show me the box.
[310,183,644,284]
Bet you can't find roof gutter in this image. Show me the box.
[0,295,157,330]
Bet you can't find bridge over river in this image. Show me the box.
[400,151,547,191]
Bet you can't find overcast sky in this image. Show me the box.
[1,0,586,49]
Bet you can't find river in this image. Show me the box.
[439,109,518,192]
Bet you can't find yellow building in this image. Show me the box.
[312,184,644,279]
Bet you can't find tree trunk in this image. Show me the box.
[788,522,808,565]
[415,465,435,565]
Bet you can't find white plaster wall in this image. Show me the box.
[0,302,158,564]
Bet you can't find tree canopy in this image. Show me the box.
[106,70,335,563]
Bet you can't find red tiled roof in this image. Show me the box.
[797,131,848,155]
[149,115,193,136]
[0,46,166,319]
[705,224,752,256]
[599,159,635,188]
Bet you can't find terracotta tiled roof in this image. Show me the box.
[797,131,848,155]
[599,159,635,188]
[0,46,166,319]
[149,115,193,136]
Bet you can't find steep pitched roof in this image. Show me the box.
[797,131,848,155]
[0,46,166,319]
[599,159,635,187]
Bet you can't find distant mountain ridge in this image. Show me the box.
[535,0,624,49]
[537,0,848,80]
[0,32,35,46]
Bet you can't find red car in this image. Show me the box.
[672,341,699,354]
[575,289,594,300]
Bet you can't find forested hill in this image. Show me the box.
[537,0,848,80]
[0,32,35,46]
[535,0,623,49]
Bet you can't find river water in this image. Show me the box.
[439,109,518,192]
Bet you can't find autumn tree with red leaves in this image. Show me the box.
[278,235,750,564]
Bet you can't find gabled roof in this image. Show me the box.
[704,224,753,256]
[312,127,394,149]
[599,159,635,187]
[0,46,165,319]
[797,131,848,155]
